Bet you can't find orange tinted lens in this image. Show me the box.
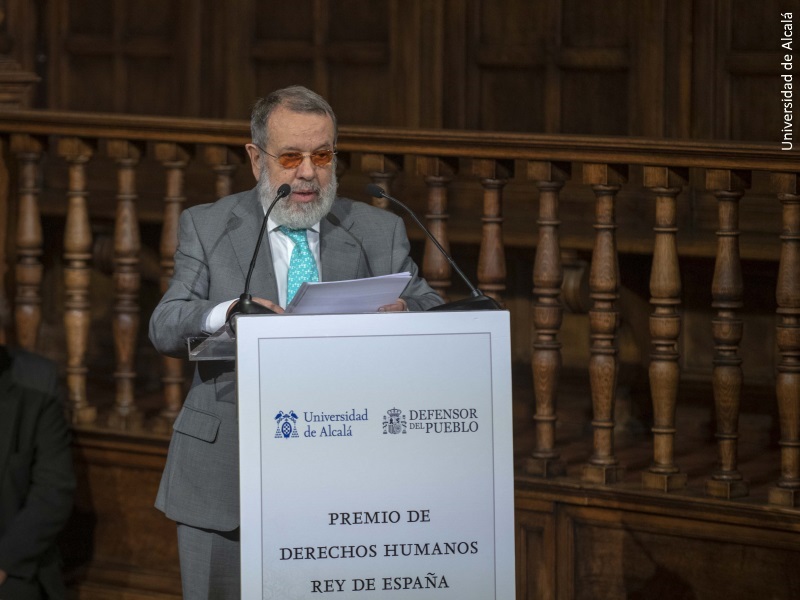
[277,153,303,168]
[276,151,334,168]
[310,150,335,166]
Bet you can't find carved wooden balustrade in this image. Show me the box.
[0,110,798,513]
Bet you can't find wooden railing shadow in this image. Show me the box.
[0,110,798,598]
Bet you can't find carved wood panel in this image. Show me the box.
[219,0,407,124]
[0,0,40,108]
[559,504,800,600]
[458,0,691,136]
[30,0,796,142]
[692,0,800,140]
[46,0,204,115]
[515,507,556,600]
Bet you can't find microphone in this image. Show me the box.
[365,184,500,311]
[325,213,375,278]
[227,183,292,325]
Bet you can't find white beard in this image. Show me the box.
[258,165,337,229]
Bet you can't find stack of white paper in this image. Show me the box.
[284,272,412,315]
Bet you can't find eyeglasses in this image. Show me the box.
[253,144,336,169]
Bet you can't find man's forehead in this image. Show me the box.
[266,107,334,144]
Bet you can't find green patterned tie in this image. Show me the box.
[279,226,319,303]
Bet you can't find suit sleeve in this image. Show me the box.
[390,217,444,311]
[149,209,218,358]
[0,366,75,578]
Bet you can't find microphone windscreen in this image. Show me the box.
[277,183,292,198]
[365,183,385,198]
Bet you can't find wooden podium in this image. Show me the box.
[234,311,515,599]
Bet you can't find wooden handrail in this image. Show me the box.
[0,109,799,172]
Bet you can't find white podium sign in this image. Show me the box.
[237,311,515,599]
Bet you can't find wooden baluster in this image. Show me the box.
[582,163,627,484]
[472,159,511,306]
[11,135,45,350]
[58,138,97,425]
[361,153,402,210]
[642,166,688,492]
[367,172,393,210]
[152,143,191,433]
[417,157,457,302]
[523,161,571,478]
[705,169,750,499]
[204,145,242,199]
[770,173,800,507]
[106,140,144,431]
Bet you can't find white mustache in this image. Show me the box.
[291,185,319,193]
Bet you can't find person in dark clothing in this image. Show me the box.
[0,299,75,600]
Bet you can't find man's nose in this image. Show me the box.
[295,155,315,179]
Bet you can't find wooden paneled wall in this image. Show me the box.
[2,0,797,140]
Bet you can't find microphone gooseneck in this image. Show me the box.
[227,183,292,326]
[365,184,500,311]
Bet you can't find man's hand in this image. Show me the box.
[378,298,408,312]
[0,569,7,585]
[252,298,284,313]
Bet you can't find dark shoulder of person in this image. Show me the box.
[0,345,59,395]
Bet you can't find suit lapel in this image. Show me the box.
[228,192,361,292]
[227,189,279,304]
[0,347,20,482]
[320,203,362,282]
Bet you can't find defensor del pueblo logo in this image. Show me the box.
[386,408,480,434]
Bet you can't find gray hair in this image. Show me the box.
[250,85,338,149]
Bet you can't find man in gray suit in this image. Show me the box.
[150,85,442,598]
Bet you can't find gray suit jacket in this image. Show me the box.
[150,188,442,531]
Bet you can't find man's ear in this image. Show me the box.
[245,144,262,181]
